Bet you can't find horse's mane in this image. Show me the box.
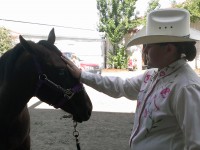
[0,44,25,81]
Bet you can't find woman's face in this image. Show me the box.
[143,43,175,69]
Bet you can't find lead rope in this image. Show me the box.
[73,121,81,150]
[62,114,81,150]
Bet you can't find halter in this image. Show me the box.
[33,56,84,108]
[35,74,84,108]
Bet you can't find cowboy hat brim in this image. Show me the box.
[126,27,200,47]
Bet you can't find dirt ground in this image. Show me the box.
[29,108,134,150]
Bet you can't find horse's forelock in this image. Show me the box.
[38,40,62,56]
[33,40,66,68]
[23,40,55,58]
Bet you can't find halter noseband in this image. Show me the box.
[33,56,84,109]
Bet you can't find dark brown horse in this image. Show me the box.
[0,28,92,150]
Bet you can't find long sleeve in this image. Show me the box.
[175,85,200,150]
[80,71,144,100]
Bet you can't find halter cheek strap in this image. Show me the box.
[32,57,84,109]
[35,74,84,108]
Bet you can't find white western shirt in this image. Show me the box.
[80,59,200,150]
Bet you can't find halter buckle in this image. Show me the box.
[64,89,75,99]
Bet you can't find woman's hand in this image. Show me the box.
[61,55,81,79]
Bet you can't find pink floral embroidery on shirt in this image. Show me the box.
[144,108,148,118]
[137,101,141,110]
[153,95,160,111]
[144,72,151,83]
[159,71,166,77]
[160,88,171,98]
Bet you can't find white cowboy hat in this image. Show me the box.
[127,8,200,47]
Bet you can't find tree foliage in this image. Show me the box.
[97,0,160,69]
[146,0,160,13]
[173,0,200,23]
[97,0,138,43]
[107,45,127,69]
[97,0,139,69]
[0,27,13,56]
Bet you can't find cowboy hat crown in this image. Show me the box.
[127,8,200,47]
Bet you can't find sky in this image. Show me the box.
[0,0,100,39]
[0,0,98,30]
[0,0,185,38]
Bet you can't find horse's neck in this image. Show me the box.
[0,54,35,121]
[0,83,33,119]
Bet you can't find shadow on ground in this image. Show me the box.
[29,108,134,150]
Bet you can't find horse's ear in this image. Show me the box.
[19,35,34,54]
[47,28,55,44]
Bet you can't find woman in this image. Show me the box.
[62,8,200,150]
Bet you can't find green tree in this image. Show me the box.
[97,0,139,69]
[173,0,200,23]
[146,0,160,13]
[97,0,160,69]
[0,27,13,56]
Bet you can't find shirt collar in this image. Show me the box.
[156,59,186,79]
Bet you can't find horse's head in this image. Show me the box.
[19,28,92,122]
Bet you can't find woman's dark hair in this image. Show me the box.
[160,42,197,61]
